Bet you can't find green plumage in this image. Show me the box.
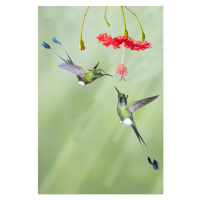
[77,68,110,85]
[114,86,159,170]
[41,39,113,86]
[118,101,133,121]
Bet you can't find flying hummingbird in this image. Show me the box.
[41,37,113,86]
[114,86,159,170]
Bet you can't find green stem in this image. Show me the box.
[124,6,144,38]
[104,6,110,27]
[121,6,127,32]
[80,6,90,41]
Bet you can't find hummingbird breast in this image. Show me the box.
[77,72,93,85]
[118,106,132,122]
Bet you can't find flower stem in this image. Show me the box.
[121,6,128,33]
[124,6,145,41]
[80,6,90,41]
[104,6,110,27]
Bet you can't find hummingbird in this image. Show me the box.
[114,86,159,170]
[41,37,113,86]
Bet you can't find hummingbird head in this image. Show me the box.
[92,62,113,78]
[114,86,128,105]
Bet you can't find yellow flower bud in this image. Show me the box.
[123,31,129,38]
[79,40,85,50]
[141,32,145,42]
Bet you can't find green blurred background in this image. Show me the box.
[38,6,163,194]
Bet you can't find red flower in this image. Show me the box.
[97,33,151,51]
[96,33,112,47]
[116,64,128,81]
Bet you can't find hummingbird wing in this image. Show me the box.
[59,63,86,78]
[129,95,159,113]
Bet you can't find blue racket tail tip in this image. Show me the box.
[153,160,159,170]
[41,41,51,49]
[52,37,61,45]
[147,157,159,170]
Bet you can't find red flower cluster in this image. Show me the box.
[97,33,151,51]
[116,64,128,81]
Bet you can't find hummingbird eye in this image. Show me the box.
[98,71,101,75]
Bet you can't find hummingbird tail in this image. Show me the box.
[52,37,74,65]
[131,125,159,170]
[53,51,69,64]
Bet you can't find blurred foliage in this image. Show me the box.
[38,6,163,194]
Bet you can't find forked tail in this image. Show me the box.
[52,37,74,65]
[131,125,159,170]
[41,37,74,65]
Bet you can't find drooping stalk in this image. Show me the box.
[121,6,128,37]
[80,6,90,42]
[104,6,110,27]
[124,6,145,41]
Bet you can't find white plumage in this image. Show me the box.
[78,81,85,86]
[120,118,133,126]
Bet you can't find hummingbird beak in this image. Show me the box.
[104,73,113,77]
[114,86,120,94]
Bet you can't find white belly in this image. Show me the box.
[120,118,133,126]
[79,81,85,86]
[78,81,90,87]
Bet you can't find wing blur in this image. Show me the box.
[129,95,159,113]
[59,63,85,78]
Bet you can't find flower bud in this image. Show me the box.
[123,31,129,38]
[79,40,85,50]
[141,32,145,42]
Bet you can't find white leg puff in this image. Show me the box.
[120,118,133,126]
[79,81,85,86]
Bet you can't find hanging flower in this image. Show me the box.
[97,33,151,51]
[96,33,112,47]
[79,40,85,50]
[116,64,128,81]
